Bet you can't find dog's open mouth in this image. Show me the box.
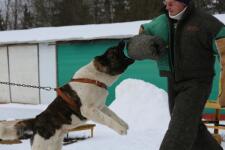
[122,50,135,64]
[118,47,135,65]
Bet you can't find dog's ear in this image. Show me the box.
[118,40,125,50]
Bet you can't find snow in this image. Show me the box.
[0,21,147,45]
[0,14,224,45]
[0,78,225,150]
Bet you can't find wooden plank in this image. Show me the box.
[205,101,221,109]
[39,43,57,104]
[67,124,96,138]
[9,45,39,104]
[0,47,10,103]
[212,134,222,144]
[67,124,96,131]
[206,125,225,130]
[0,139,22,144]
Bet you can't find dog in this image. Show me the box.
[0,41,134,150]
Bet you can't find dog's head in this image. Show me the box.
[94,41,135,76]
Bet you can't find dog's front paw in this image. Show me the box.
[121,121,129,130]
[119,129,127,135]
[116,126,128,135]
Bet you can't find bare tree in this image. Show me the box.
[0,9,6,30]
[32,0,55,27]
[0,0,224,30]
[51,0,92,26]
[21,4,33,29]
[13,0,18,29]
[113,0,163,22]
[214,0,225,14]
[5,0,11,29]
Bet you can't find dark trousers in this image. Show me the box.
[159,77,223,150]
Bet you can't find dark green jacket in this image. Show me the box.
[142,4,225,81]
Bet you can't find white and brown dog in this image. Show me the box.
[0,41,134,150]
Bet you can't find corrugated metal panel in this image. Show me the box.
[39,43,57,104]
[0,47,10,103]
[8,45,39,104]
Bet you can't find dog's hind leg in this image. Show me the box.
[0,121,19,140]
[81,106,127,135]
[32,129,64,150]
[0,119,34,140]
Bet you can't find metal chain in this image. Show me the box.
[0,81,55,91]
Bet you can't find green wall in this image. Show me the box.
[56,39,221,114]
[57,40,166,105]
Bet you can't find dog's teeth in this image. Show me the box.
[24,130,33,135]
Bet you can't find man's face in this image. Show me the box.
[164,0,186,16]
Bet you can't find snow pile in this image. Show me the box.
[111,79,170,132]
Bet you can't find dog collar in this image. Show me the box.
[71,78,108,90]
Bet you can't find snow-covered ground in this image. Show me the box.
[0,79,224,150]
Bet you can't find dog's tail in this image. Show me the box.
[0,118,35,141]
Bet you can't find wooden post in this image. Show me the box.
[214,109,220,134]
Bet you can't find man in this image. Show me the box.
[127,0,225,149]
